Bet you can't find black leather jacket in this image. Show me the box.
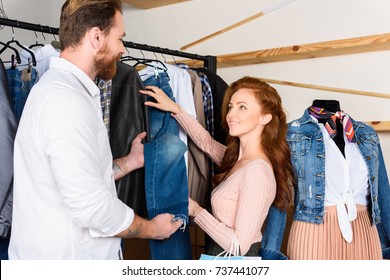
[110,61,149,218]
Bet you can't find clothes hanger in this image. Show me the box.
[0,41,21,64]
[159,50,167,64]
[50,30,62,50]
[121,55,167,72]
[29,31,44,49]
[120,45,167,73]
[10,54,18,70]
[0,26,37,66]
[170,53,177,65]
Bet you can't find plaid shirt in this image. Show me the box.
[196,71,214,138]
[96,78,112,135]
[176,63,214,137]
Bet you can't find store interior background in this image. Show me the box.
[1,0,390,258]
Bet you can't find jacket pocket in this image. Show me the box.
[287,134,312,159]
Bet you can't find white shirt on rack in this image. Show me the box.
[19,43,60,78]
[316,119,370,243]
[9,57,134,259]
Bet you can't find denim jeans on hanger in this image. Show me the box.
[143,72,192,260]
[6,67,38,122]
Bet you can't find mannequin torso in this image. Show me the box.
[311,99,345,157]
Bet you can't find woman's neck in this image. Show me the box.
[238,139,267,162]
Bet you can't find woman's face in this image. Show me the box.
[226,88,265,138]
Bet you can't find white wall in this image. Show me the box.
[1,0,389,169]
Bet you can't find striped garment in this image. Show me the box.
[309,106,356,143]
[96,78,112,135]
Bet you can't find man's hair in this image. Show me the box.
[59,0,122,50]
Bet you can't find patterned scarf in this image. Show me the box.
[309,106,356,143]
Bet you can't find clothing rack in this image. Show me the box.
[0,17,217,73]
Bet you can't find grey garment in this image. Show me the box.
[186,69,210,208]
[0,58,17,238]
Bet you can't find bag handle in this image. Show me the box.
[214,234,240,260]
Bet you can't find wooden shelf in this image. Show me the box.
[176,33,390,68]
[366,121,390,132]
[218,33,390,68]
[121,0,189,9]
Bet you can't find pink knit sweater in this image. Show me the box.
[173,110,276,255]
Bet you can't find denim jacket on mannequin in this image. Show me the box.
[260,108,390,259]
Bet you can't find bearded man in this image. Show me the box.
[9,0,181,260]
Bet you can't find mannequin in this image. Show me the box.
[261,99,390,260]
[311,99,345,157]
[312,99,340,113]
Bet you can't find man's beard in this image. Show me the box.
[94,48,121,81]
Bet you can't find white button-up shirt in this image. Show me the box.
[317,121,369,243]
[9,57,134,259]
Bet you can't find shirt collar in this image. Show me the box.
[49,57,100,97]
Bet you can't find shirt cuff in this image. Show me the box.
[89,206,135,238]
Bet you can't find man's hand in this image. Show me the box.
[128,131,146,171]
[150,213,183,240]
[113,131,147,181]
[116,213,182,240]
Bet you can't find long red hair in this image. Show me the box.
[213,77,293,210]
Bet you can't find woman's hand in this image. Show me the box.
[189,198,203,217]
[139,86,181,114]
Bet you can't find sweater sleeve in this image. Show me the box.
[194,162,276,255]
[173,109,226,165]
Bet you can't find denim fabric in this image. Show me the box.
[262,108,390,259]
[143,72,191,260]
[259,247,288,260]
[260,204,287,258]
[6,67,38,122]
[6,68,22,121]
[20,68,38,118]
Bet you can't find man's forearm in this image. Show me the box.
[115,215,155,239]
[112,159,126,181]
[113,156,139,181]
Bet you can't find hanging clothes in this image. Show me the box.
[3,43,59,123]
[109,61,149,218]
[19,44,60,78]
[176,64,211,208]
[143,72,192,260]
[195,71,214,138]
[95,78,112,134]
[5,67,21,121]
[139,63,197,170]
[19,67,39,119]
[0,58,17,259]
[194,68,228,145]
